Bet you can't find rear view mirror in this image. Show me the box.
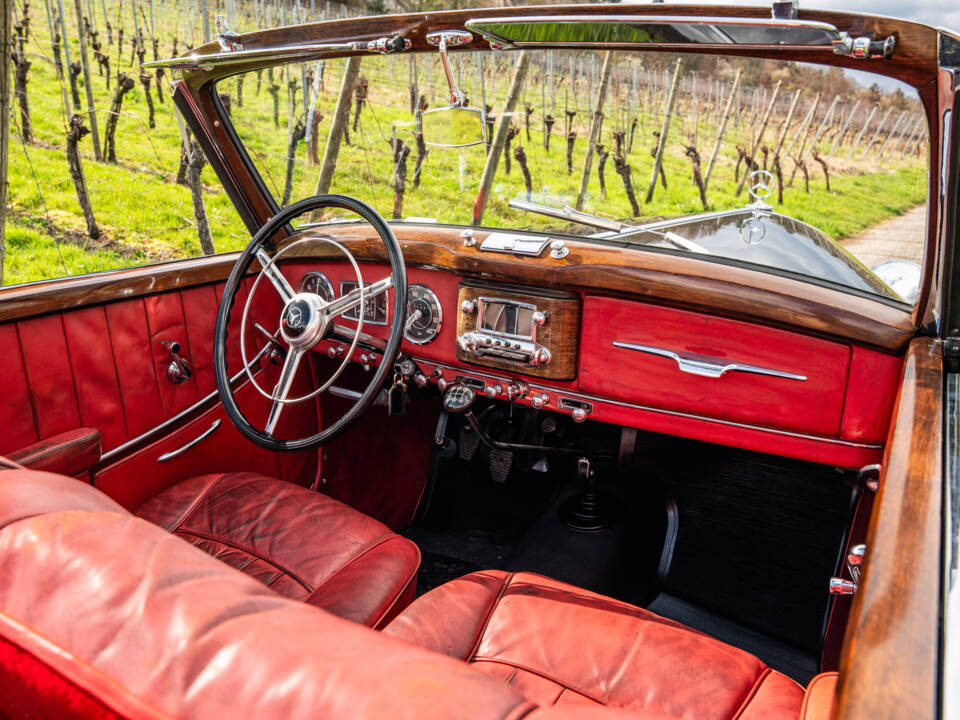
[419,106,487,148]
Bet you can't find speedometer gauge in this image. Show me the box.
[404,284,442,345]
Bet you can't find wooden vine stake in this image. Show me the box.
[73,0,101,159]
[702,69,740,193]
[66,114,101,239]
[314,56,361,199]
[734,79,781,196]
[472,50,531,226]
[1,0,11,284]
[645,57,682,204]
[103,71,134,161]
[574,51,613,211]
[389,138,410,220]
[11,43,32,143]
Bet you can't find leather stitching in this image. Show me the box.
[730,667,772,720]
[10,431,100,466]
[465,572,515,663]
[173,527,314,594]
[166,474,228,534]
[302,533,405,606]
[471,657,610,707]
[368,542,421,629]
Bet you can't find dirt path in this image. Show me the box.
[840,204,927,268]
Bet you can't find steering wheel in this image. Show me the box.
[214,195,407,452]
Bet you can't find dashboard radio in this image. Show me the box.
[455,281,580,381]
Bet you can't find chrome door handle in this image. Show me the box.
[612,342,807,381]
[157,420,221,463]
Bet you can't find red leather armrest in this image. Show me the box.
[800,672,838,720]
[8,429,102,477]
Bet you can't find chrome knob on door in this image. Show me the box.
[160,341,192,384]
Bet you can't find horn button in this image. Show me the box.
[280,294,327,348]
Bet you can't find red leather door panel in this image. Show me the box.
[0,281,318,507]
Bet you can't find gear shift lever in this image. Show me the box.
[559,457,610,532]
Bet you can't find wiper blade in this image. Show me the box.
[509,198,635,233]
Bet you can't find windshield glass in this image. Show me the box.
[222,48,928,303]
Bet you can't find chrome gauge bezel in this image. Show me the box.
[298,271,335,303]
[404,284,443,345]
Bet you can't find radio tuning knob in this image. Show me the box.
[461,300,476,314]
[531,393,549,409]
[413,372,428,387]
[532,310,547,326]
[534,347,552,367]
[571,407,587,423]
[485,384,503,398]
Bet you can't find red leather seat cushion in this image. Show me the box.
[384,570,806,720]
[134,472,419,628]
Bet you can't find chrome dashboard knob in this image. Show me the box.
[461,300,476,314]
[506,381,529,401]
[532,310,547,326]
[571,407,587,423]
[485,383,503,398]
[413,372,428,387]
[531,393,549,409]
[550,239,569,259]
[533,347,552,367]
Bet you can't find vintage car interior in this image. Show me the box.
[1,3,957,720]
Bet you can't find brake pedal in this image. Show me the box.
[459,425,480,461]
[489,449,513,484]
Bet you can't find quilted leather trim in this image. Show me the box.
[173,527,314,594]
[466,572,515,662]
[166,474,228,534]
[730,667,774,720]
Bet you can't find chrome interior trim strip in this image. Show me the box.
[142,42,357,70]
[157,420,222,463]
[409,356,880,450]
[329,386,363,401]
[99,344,271,465]
[612,341,808,381]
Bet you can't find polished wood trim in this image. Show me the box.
[182,5,941,90]
[834,337,942,720]
[0,254,242,323]
[288,224,916,352]
[0,223,917,350]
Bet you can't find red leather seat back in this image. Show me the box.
[0,471,535,720]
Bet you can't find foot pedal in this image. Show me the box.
[459,425,480,461]
[489,449,513,483]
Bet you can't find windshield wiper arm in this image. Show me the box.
[508,198,636,233]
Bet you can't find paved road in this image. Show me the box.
[840,204,927,269]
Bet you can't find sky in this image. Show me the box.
[690,0,960,33]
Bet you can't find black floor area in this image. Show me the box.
[403,412,851,685]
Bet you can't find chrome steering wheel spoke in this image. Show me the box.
[255,247,297,304]
[320,275,393,320]
[264,347,304,436]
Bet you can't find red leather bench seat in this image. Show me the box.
[134,472,419,628]
[384,570,806,719]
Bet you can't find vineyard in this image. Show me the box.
[1,0,930,286]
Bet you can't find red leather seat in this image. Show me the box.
[134,472,419,628]
[384,570,806,719]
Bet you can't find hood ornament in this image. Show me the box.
[740,170,776,245]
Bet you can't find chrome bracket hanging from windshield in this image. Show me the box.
[215,15,244,52]
[832,33,896,60]
[426,30,473,106]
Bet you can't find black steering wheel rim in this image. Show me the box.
[213,194,407,452]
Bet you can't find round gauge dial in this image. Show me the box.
[404,284,442,345]
[299,272,335,303]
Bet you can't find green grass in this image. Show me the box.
[3,8,929,286]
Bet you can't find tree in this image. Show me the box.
[1,0,12,284]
